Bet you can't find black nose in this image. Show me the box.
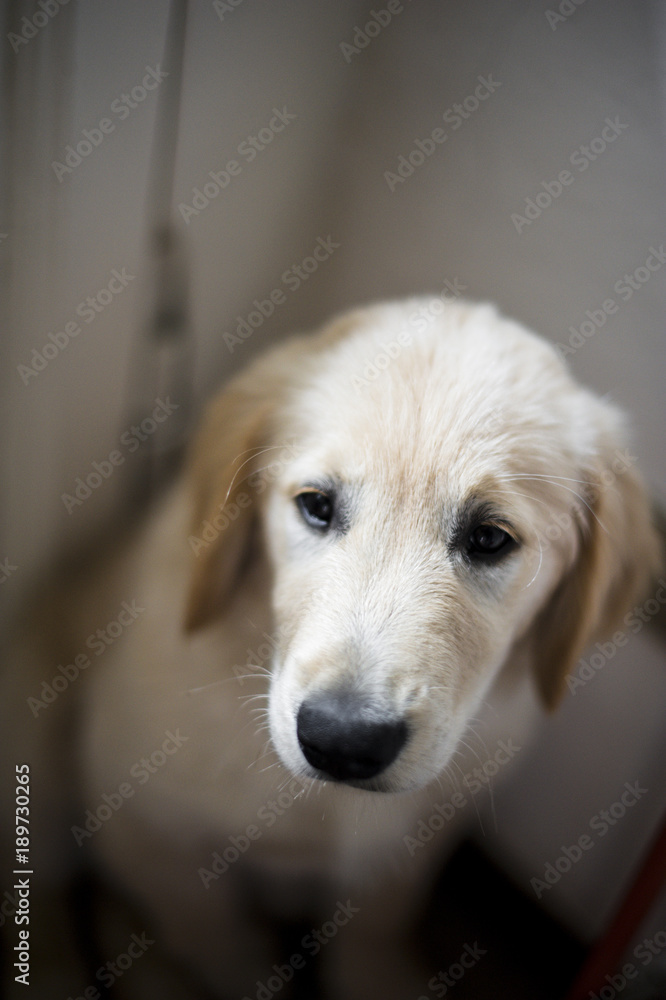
[296,691,408,782]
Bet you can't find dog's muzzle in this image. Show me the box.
[296,690,408,782]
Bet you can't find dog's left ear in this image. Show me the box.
[182,308,375,633]
[529,432,661,710]
[182,379,275,633]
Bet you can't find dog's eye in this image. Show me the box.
[467,523,514,558]
[296,490,333,531]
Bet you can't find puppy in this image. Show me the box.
[4,299,659,999]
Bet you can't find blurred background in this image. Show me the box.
[1,0,665,996]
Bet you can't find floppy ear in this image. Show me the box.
[183,383,273,633]
[530,444,662,709]
[182,308,377,632]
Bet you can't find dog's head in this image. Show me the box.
[184,300,659,793]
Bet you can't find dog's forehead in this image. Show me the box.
[278,304,588,490]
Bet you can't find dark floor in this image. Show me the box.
[4,839,666,1000]
[417,839,666,1000]
[418,838,585,1000]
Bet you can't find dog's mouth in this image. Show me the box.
[302,769,398,793]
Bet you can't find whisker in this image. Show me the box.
[490,481,607,532]
[521,522,543,589]
[497,473,595,486]
[223,444,292,507]
[184,677,233,695]
[238,693,270,705]
[487,488,553,508]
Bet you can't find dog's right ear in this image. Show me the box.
[182,308,377,632]
[183,381,276,633]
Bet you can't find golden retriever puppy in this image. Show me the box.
[3,299,659,999]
